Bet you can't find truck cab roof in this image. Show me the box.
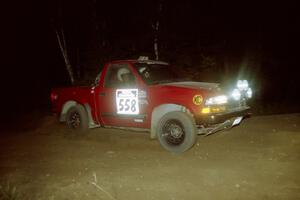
[109,59,169,66]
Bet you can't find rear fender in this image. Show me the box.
[59,101,77,122]
[60,101,98,128]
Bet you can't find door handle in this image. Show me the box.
[99,92,105,96]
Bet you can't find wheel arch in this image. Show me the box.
[59,100,77,122]
[150,104,193,139]
[59,101,97,128]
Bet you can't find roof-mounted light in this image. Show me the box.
[138,56,149,61]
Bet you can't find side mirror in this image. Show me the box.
[93,72,102,86]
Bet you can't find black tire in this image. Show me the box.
[157,111,196,153]
[66,104,89,132]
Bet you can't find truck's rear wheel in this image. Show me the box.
[157,111,196,153]
[66,104,89,131]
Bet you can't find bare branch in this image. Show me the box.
[90,173,116,200]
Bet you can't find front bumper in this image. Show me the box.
[195,106,251,136]
[196,106,251,125]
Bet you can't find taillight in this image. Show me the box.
[51,92,58,101]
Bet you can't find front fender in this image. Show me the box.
[150,104,193,139]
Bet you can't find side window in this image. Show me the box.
[104,64,137,88]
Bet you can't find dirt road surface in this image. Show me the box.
[0,114,300,200]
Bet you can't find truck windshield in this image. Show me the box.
[134,63,190,85]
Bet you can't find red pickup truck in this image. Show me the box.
[51,57,251,152]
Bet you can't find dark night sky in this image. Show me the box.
[2,0,300,115]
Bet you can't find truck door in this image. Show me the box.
[98,63,147,128]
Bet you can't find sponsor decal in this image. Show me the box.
[193,95,203,105]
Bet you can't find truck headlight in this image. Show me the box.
[205,95,228,105]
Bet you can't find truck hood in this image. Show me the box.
[160,81,220,91]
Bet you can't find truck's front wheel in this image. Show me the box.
[66,104,89,131]
[157,111,196,153]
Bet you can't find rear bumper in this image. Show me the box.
[195,106,251,125]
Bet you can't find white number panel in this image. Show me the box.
[116,89,139,115]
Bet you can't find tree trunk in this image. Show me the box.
[154,21,159,61]
[56,29,75,85]
[153,1,162,61]
[76,47,80,79]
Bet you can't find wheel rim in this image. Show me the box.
[162,119,185,145]
[68,111,81,129]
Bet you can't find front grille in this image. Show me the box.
[226,99,247,110]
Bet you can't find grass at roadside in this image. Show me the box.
[0,182,20,200]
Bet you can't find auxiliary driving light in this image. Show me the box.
[246,88,252,98]
[231,88,241,101]
[237,80,249,91]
